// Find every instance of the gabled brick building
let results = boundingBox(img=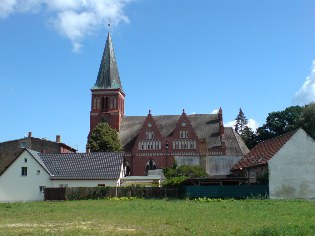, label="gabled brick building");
[0,132,76,174]
[89,32,249,176]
